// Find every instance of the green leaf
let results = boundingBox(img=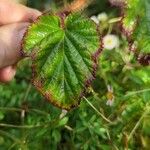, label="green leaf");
[0,111,4,120]
[23,12,101,110]
[56,117,68,127]
[52,130,61,143]
[110,0,150,63]
[0,136,4,145]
